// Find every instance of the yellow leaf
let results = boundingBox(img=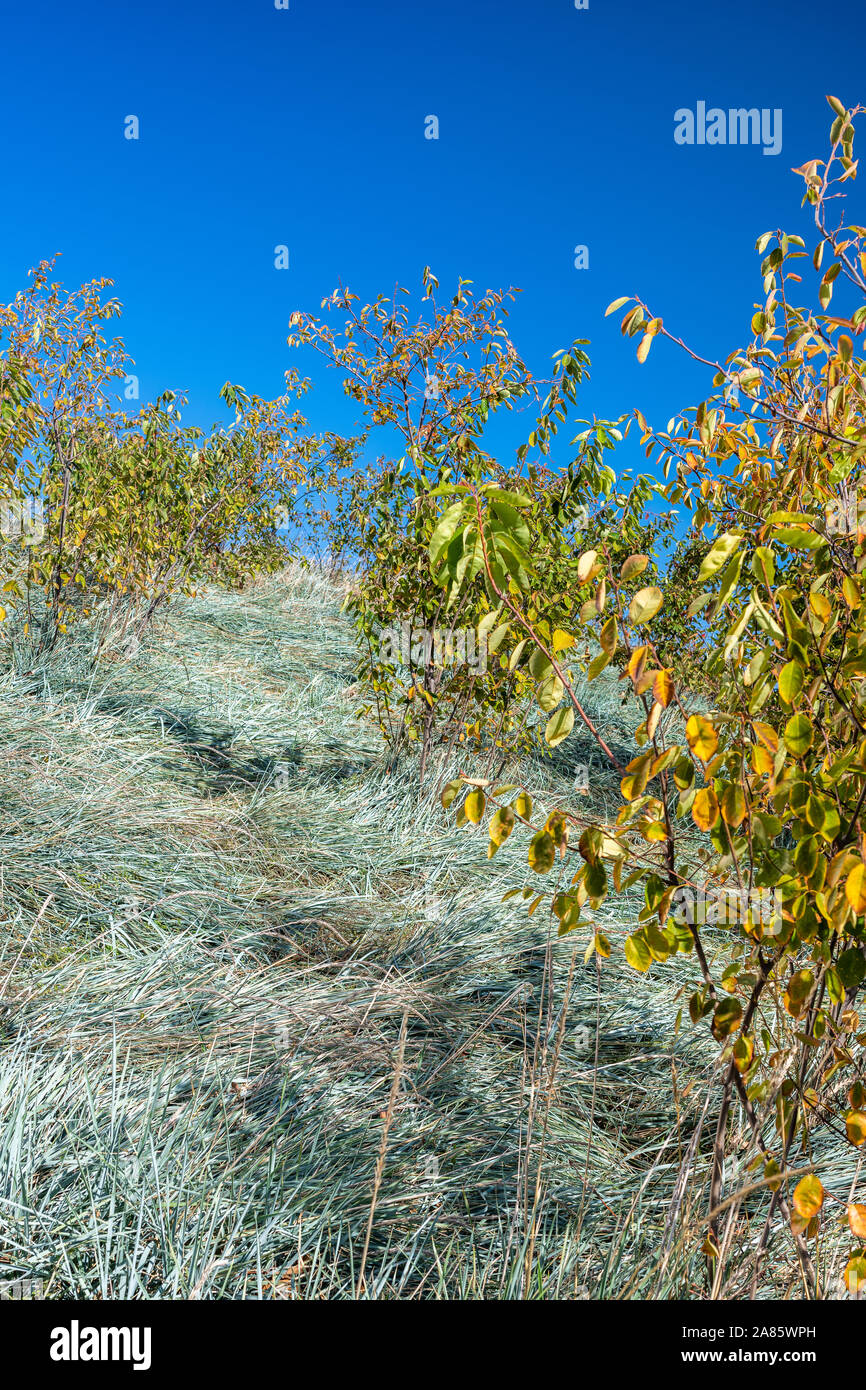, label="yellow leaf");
[646,703,662,740]
[752,745,775,776]
[844,1256,866,1294]
[733,1034,754,1073]
[577,550,597,583]
[464,789,486,824]
[629,586,663,625]
[692,787,719,831]
[847,1111,866,1146]
[809,592,831,622]
[843,574,861,610]
[545,706,574,747]
[752,721,779,753]
[686,714,718,763]
[620,753,651,802]
[620,774,641,801]
[440,779,461,810]
[620,554,649,581]
[599,616,617,656]
[626,645,648,681]
[721,784,747,828]
[604,296,631,317]
[792,1174,824,1220]
[640,818,667,843]
[845,864,866,915]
